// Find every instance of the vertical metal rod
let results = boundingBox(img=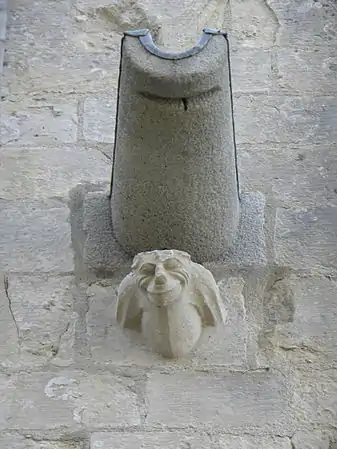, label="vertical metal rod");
[109,35,125,199]
[223,33,240,201]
